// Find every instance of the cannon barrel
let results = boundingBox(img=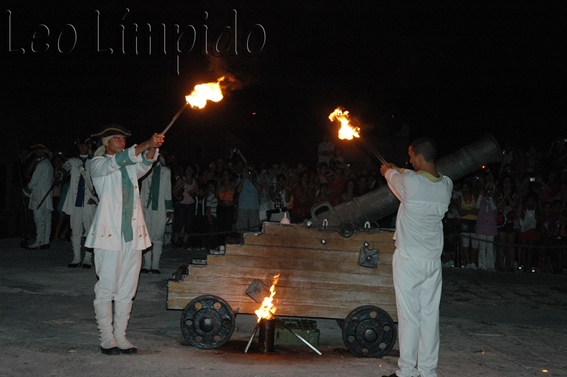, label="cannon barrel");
[310,134,502,228]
